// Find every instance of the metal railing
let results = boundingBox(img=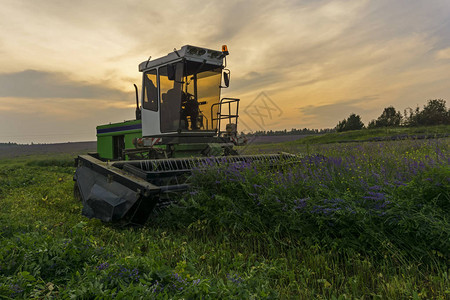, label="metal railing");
[211,98,240,136]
